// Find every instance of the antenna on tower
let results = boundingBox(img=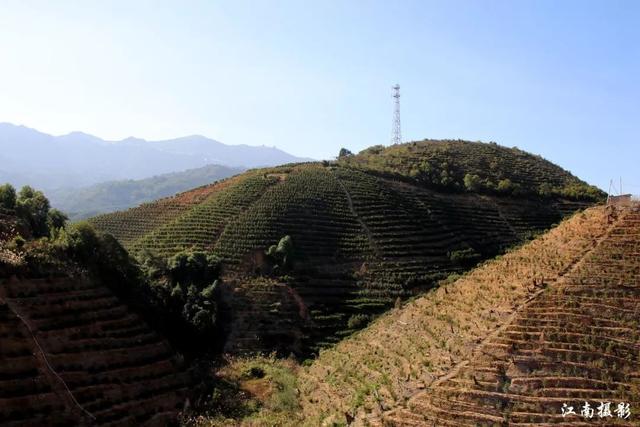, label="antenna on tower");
[391,84,401,145]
